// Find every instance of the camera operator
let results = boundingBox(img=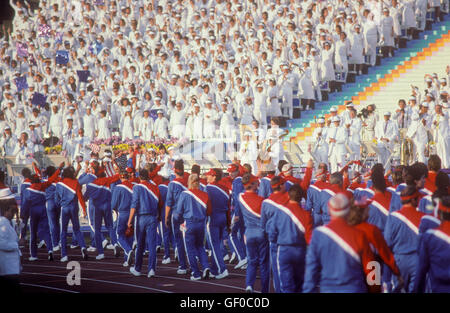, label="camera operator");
[360,104,378,141]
